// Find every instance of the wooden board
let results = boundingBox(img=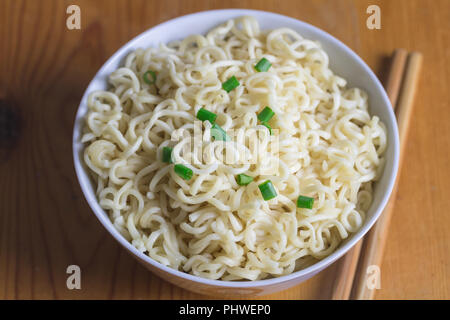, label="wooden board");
[0,0,449,299]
